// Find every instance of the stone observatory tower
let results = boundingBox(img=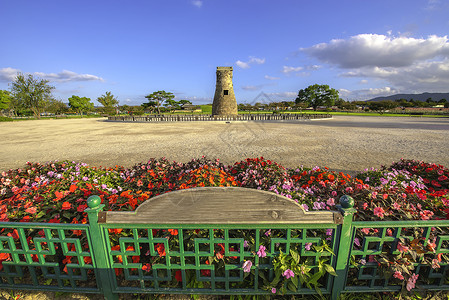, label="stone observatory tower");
[212,67,238,116]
